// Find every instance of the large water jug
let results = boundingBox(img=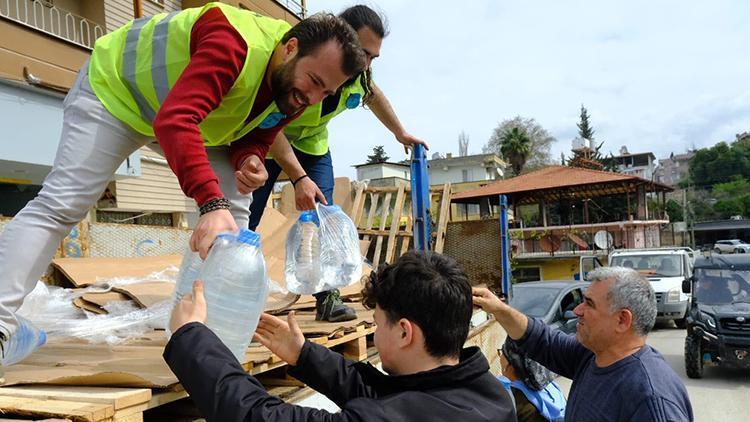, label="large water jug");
[288,211,322,294]
[199,229,269,362]
[166,239,229,337]
[319,205,362,289]
[1,315,46,365]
